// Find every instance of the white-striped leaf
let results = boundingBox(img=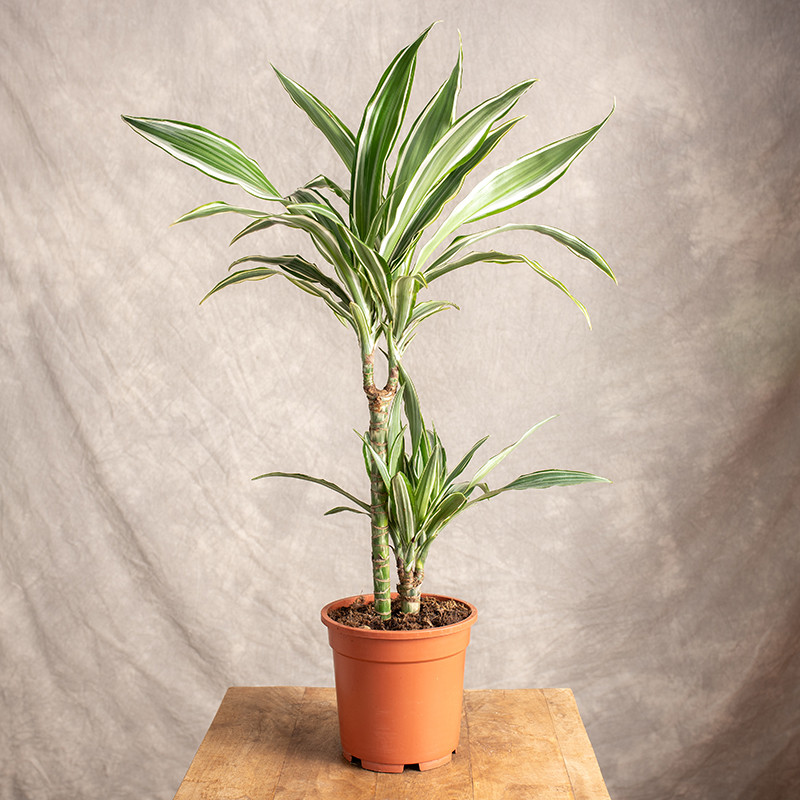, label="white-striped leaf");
[391,275,418,338]
[391,472,416,546]
[379,80,535,260]
[466,416,556,491]
[502,469,611,490]
[303,174,351,204]
[444,435,490,487]
[350,302,376,357]
[252,471,370,512]
[388,116,522,265]
[414,444,442,519]
[398,364,424,454]
[351,24,434,237]
[272,67,356,169]
[466,469,611,507]
[426,250,593,325]
[415,107,613,269]
[429,222,615,283]
[121,116,282,201]
[424,491,467,534]
[228,254,351,305]
[173,201,271,225]
[388,42,462,219]
[201,267,277,303]
[396,300,459,350]
[202,264,354,329]
[231,212,369,314]
[324,505,370,517]
[359,434,393,491]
